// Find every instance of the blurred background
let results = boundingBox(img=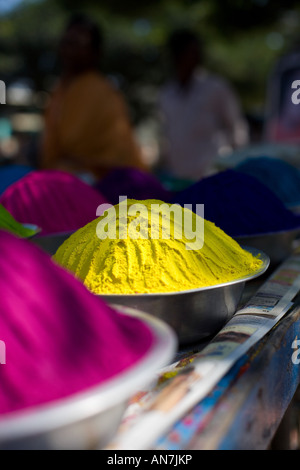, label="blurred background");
[1,0,300,169]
